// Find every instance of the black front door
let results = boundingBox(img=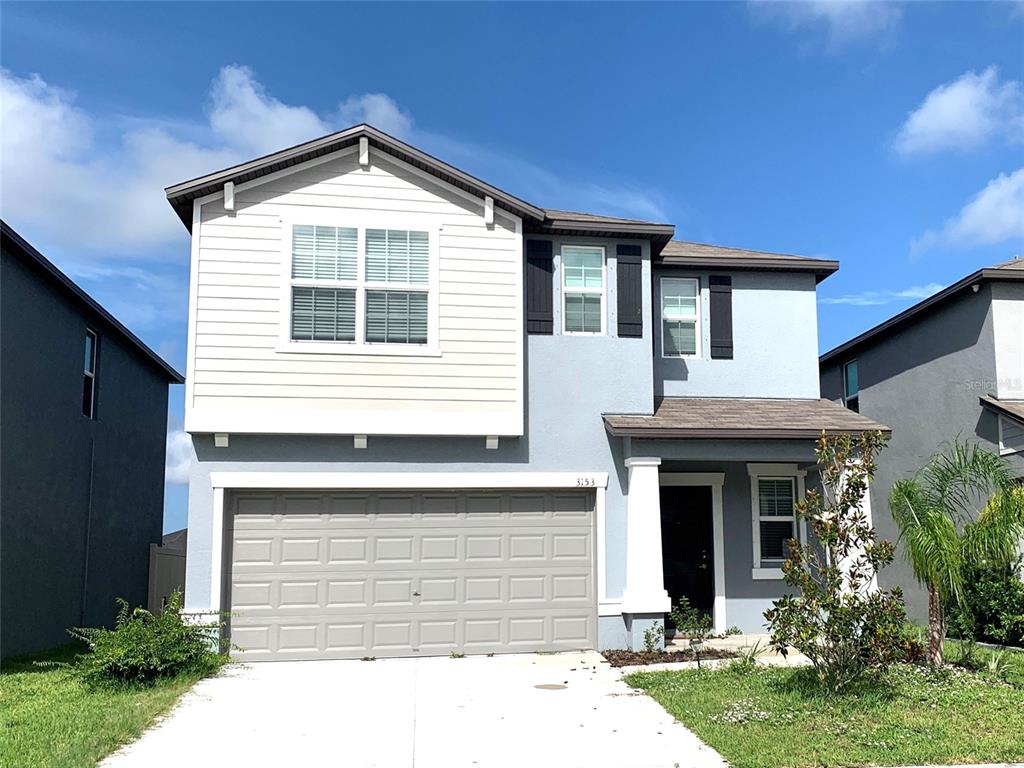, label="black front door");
[660,485,714,631]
